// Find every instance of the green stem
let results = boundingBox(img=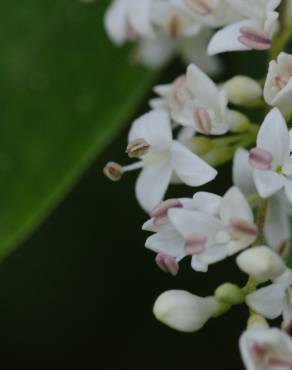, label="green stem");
[270,0,291,58]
